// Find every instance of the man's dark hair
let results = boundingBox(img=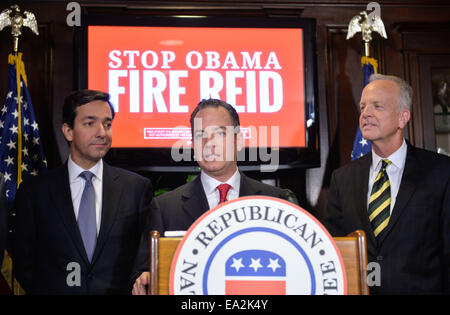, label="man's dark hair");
[62,89,115,128]
[189,98,240,135]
